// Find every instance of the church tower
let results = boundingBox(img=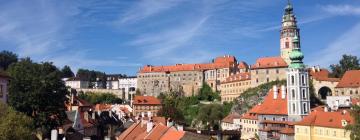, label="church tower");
[287,35,310,122]
[280,0,300,64]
